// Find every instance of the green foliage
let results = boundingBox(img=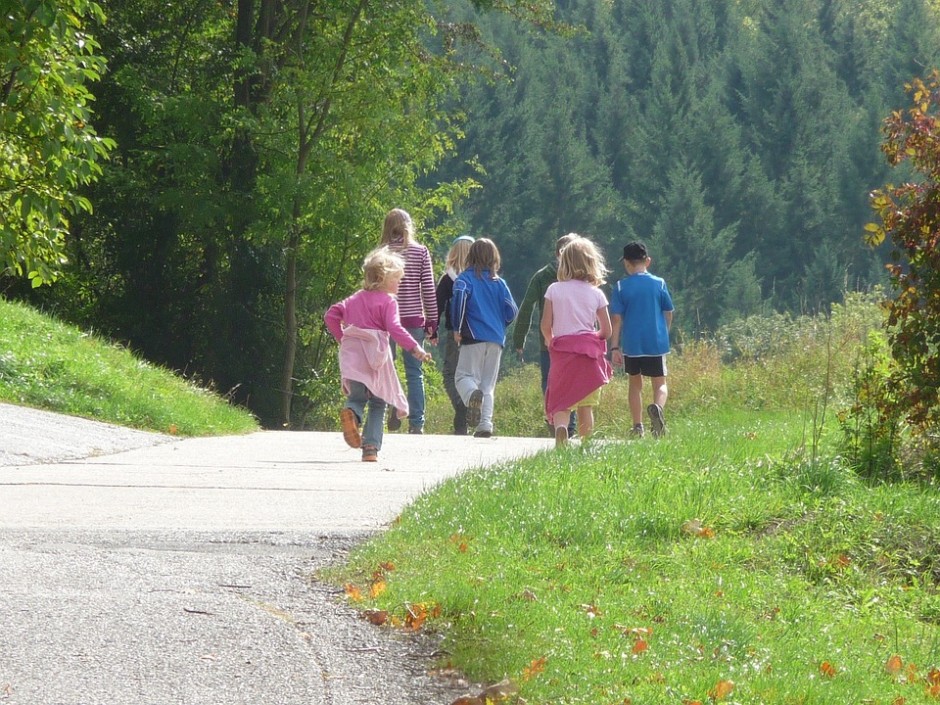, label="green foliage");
[836,328,908,482]
[0,0,114,286]
[868,71,940,436]
[0,298,258,435]
[436,0,927,331]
